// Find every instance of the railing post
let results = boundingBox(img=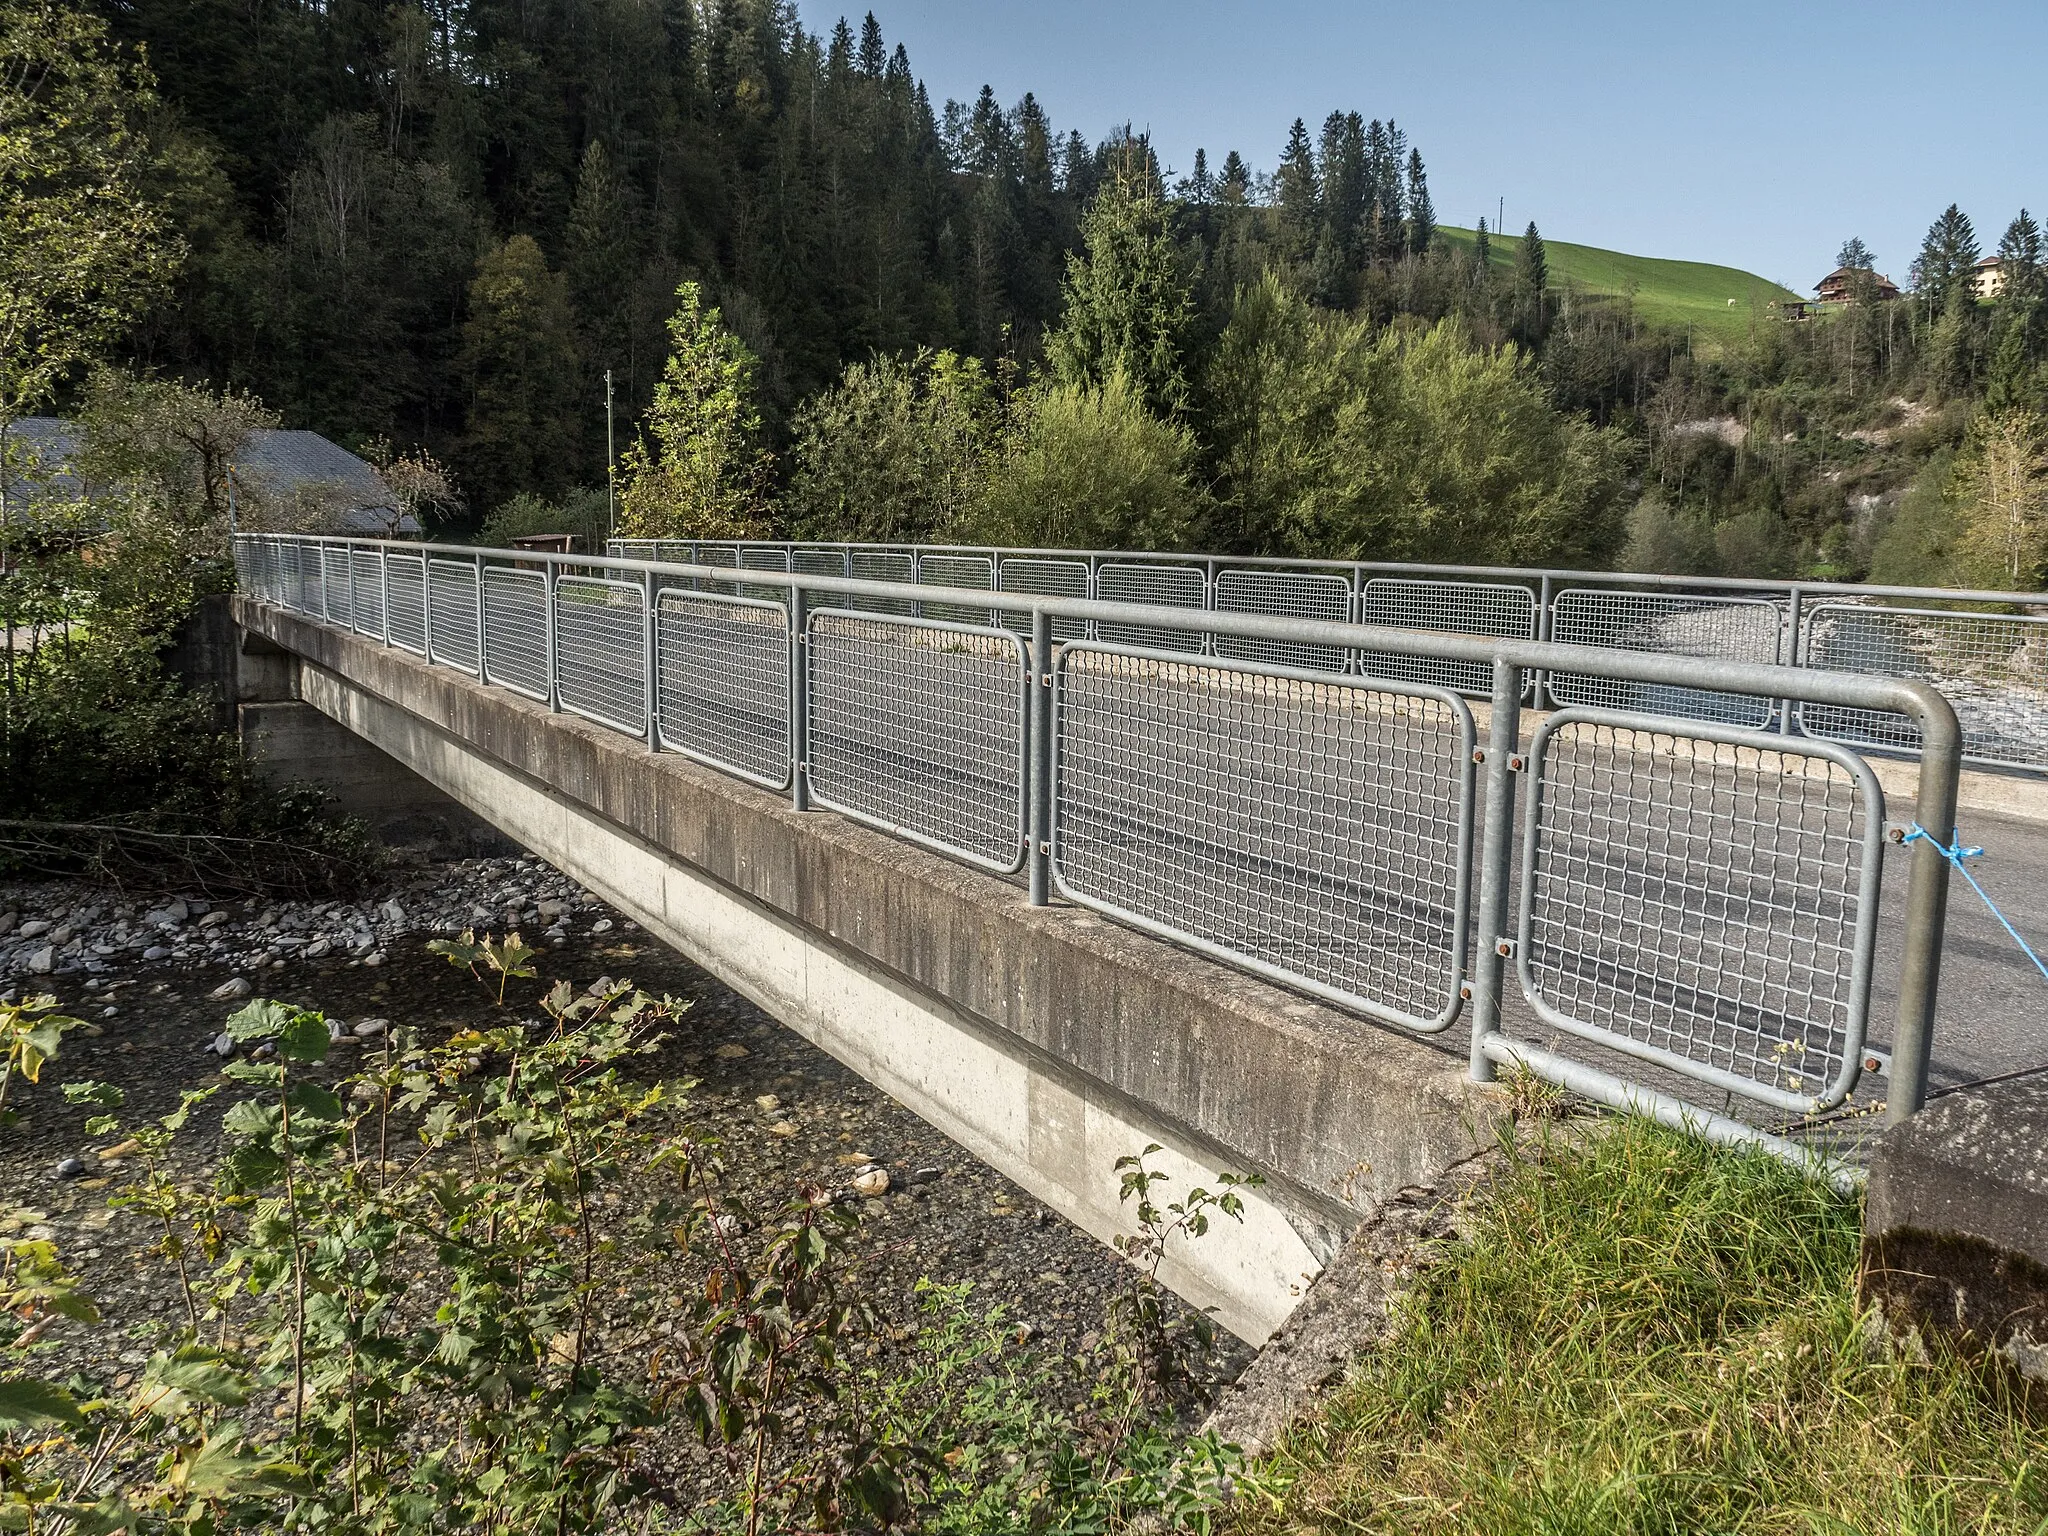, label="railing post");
[423,546,435,666]
[347,539,357,629]
[379,546,391,645]
[789,585,810,811]
[1028,606,1055,906]
[1889,712,1961,1125]
[644,568,659,751]
[544,562,561,712]
[1202,556,1218,655]
[1468,655,1525,1084]
[472,552,485,678]
[1532,574,1554,710]
[1778,584,1804,736]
